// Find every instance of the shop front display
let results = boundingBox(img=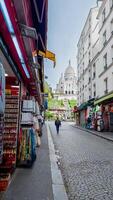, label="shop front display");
[1,93,19,172]
[0,114,4,165]
[0,49,20,191]
[17,98,39,167]
[0,40,42,191]
[0,0,48,192]
[96,111,104,132]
